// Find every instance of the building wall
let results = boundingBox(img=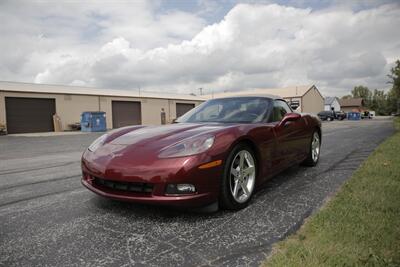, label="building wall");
[341,106,362,113]
[301,87,324,114]
[332,99,341,111]
[324,99,341,111]
[0,92,4,126]
[100,97,200,127]
[99,96,167,127]
[0,91,202,132]
[0,91,99,130]
[59,94,99,128]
